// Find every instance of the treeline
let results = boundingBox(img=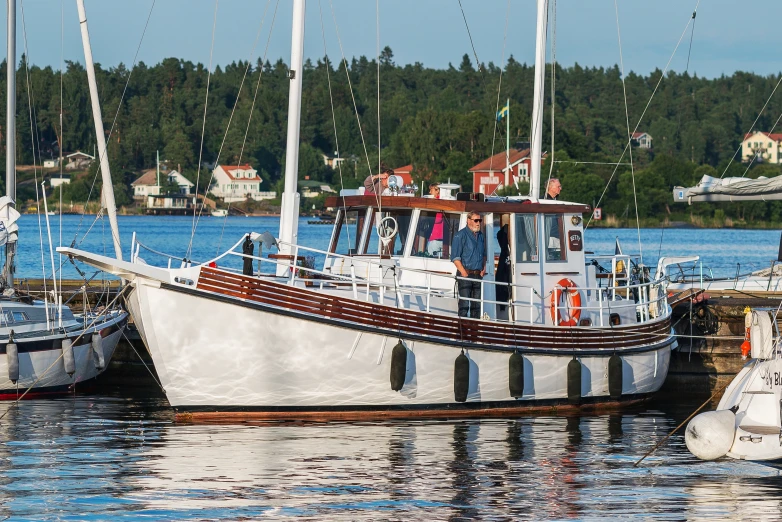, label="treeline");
[3,50,782,223]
